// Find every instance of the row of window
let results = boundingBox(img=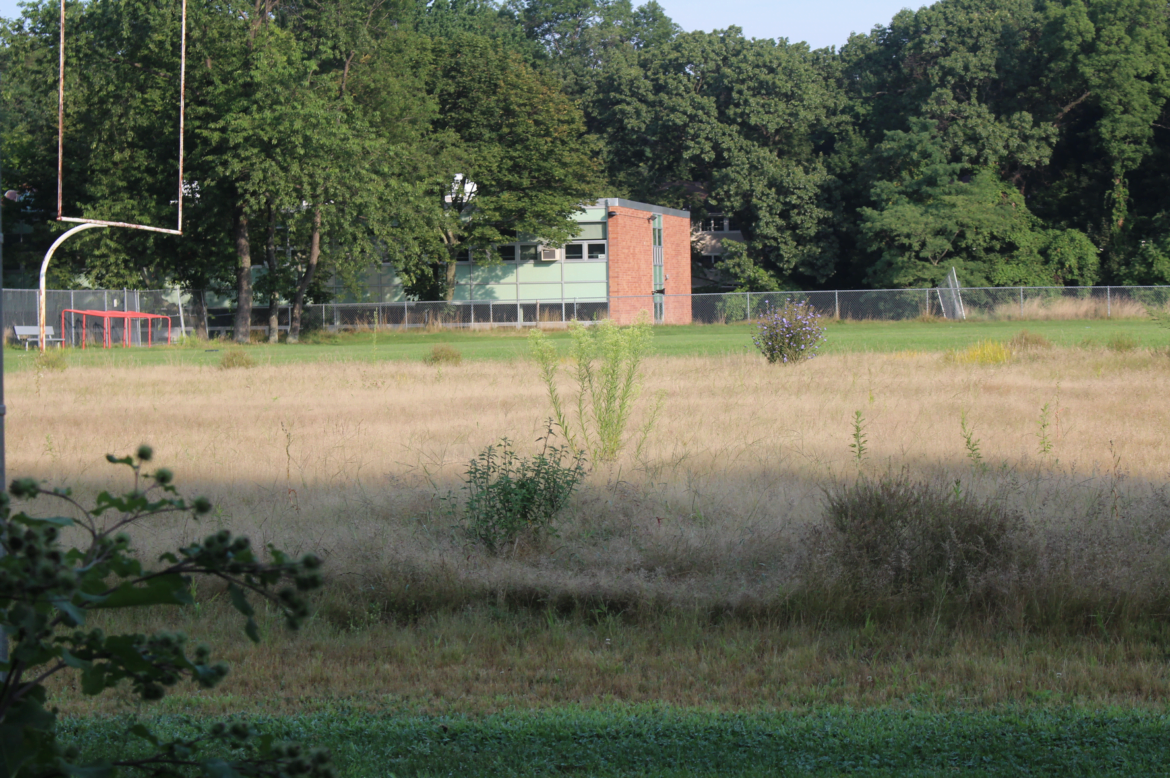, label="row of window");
[456,243,608,262]
[696,215,739,232]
